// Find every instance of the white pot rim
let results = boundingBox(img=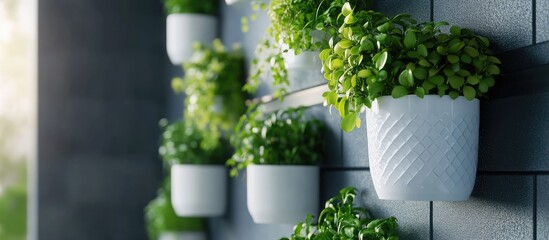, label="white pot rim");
[167,13,216,18]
